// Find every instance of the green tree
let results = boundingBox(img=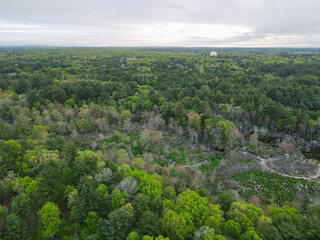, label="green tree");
[139,175,163,200]
[125,169,147,184]
[81,211,99,238]
[218,191,235,212]
[176,190,224,230]
[162,210,195,240]
[193,226,215,240]
[260,226,283,240]
[303,205,320,239]
[36,151,67,202]
[10,193,32,218]
[0,140,22,177]
[137,210,161,237]
[163,186,176,200]
[239,227,262,240]
[74,150,101,177]
[246,204,263,224]
[204,233,226,240]
[234,213,254,234]
[38,202,61,239]
[127,231,141,240]
[64,98,76,108]
[77,176,102,218]
[142,236,154,240]
[0,205,8,240]
[268,205,300,224]
[110,189,127,210]
[67,189,80,220]
[222,220,241,238]
[155,236,169,240]
[133,193,151,218]
[97,184,109,197]
[4,214,23,240]
[272,214,301,240]
[98,208,132,240]
[256,215,272,232]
